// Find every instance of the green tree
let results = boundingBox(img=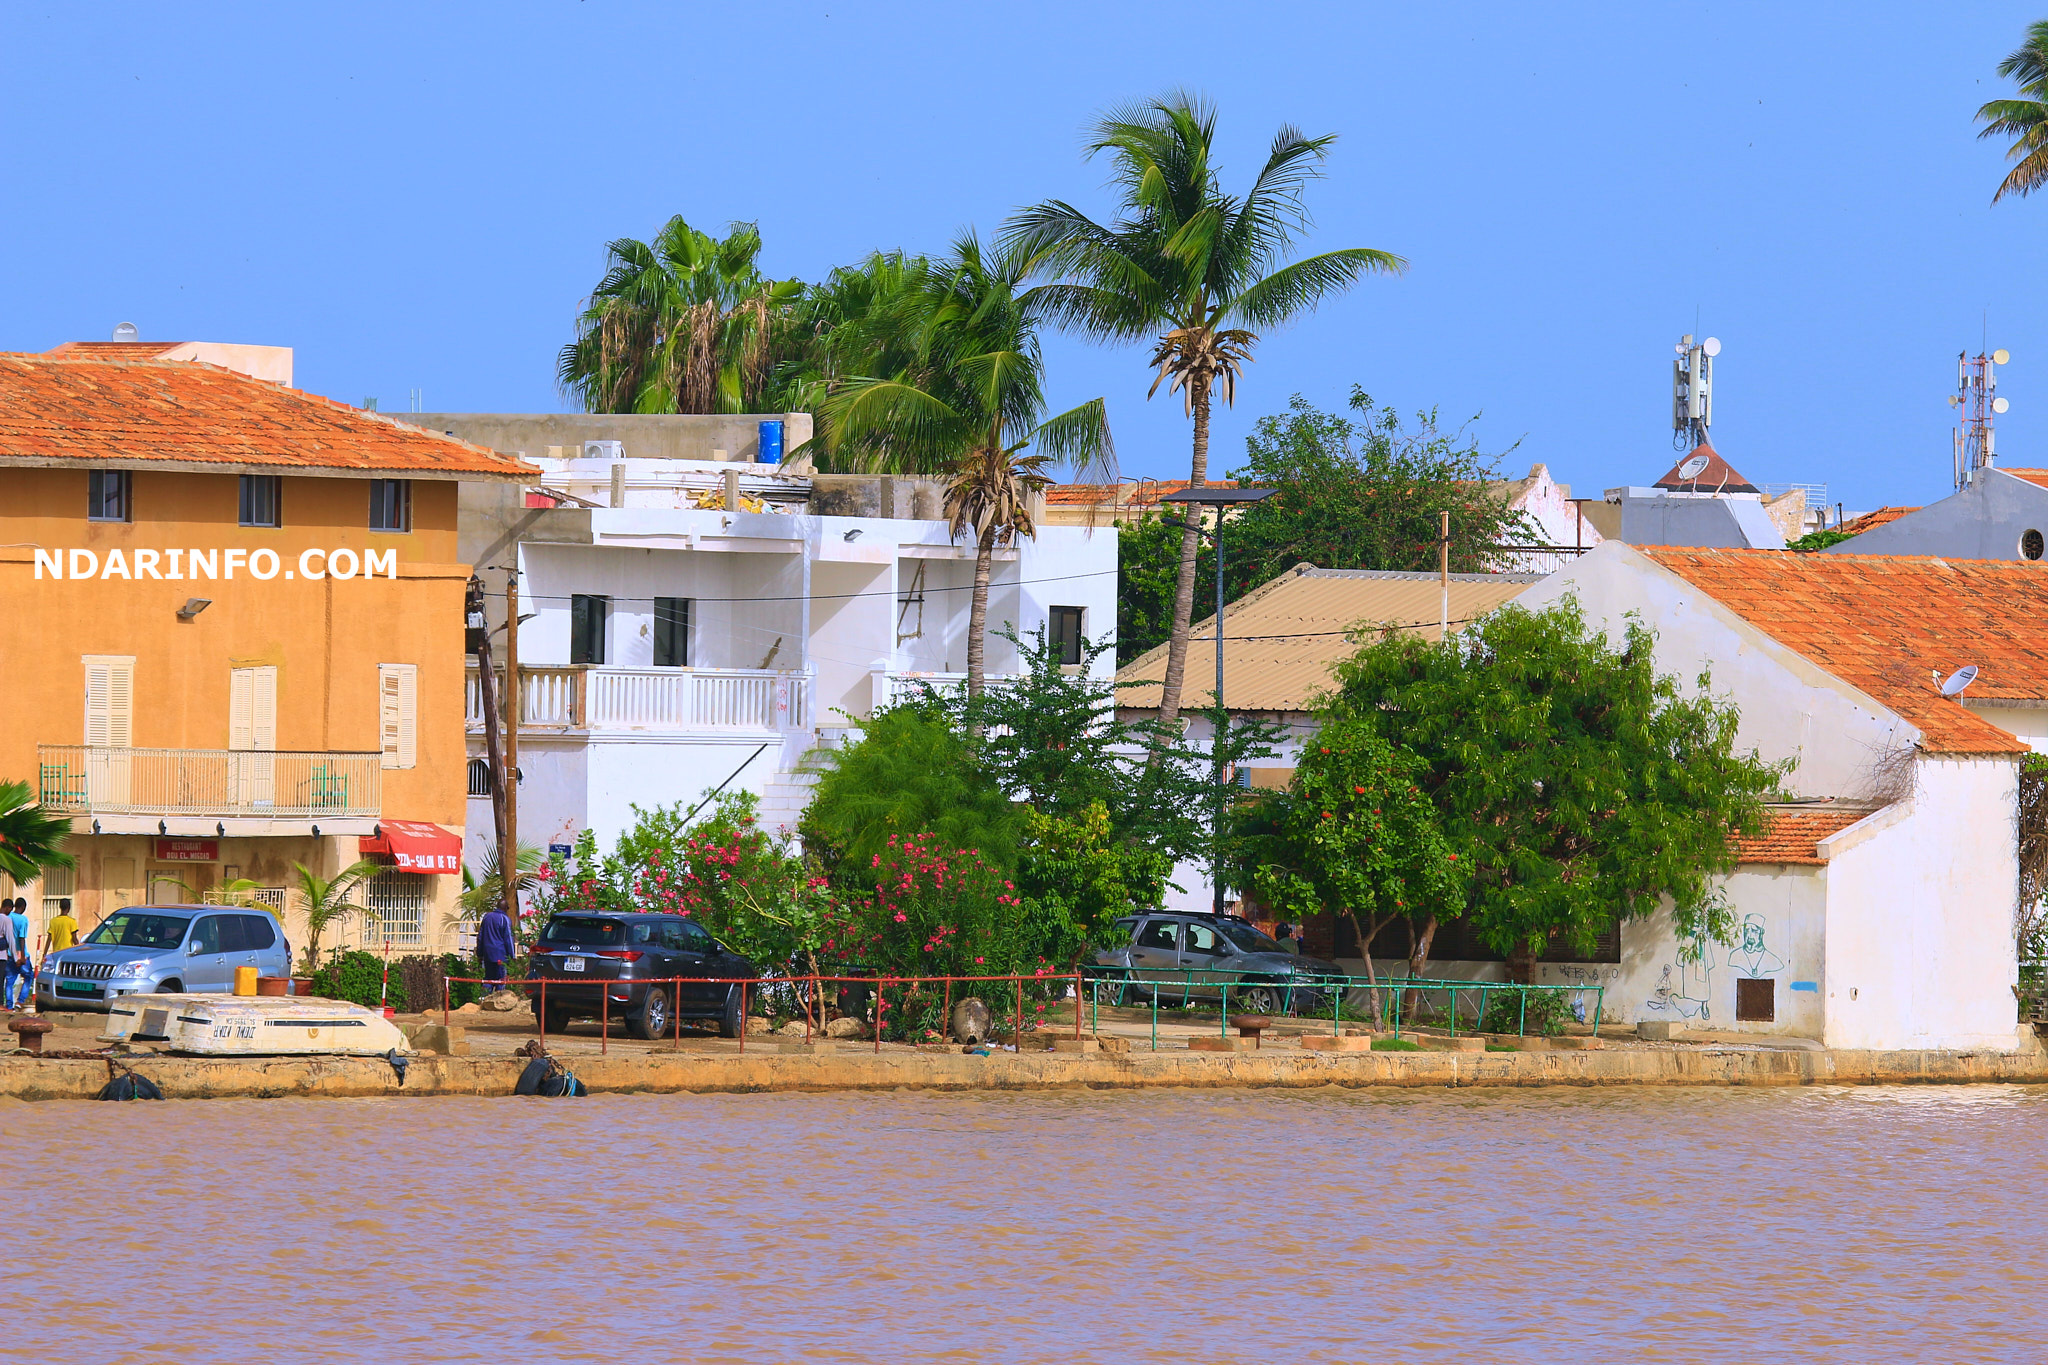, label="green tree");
[1220,388,1533,597]
[0,779,74,885]
[801,705,1025,880]
[1008,91,1404,733]
[558,216,807,414]
[1324,600,1786,977]
[1978,20,2048,203]
[825,234,1114,703]
[1115,512,1214,666]
[1228,716,1461,1009]
[290,858,382,973]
